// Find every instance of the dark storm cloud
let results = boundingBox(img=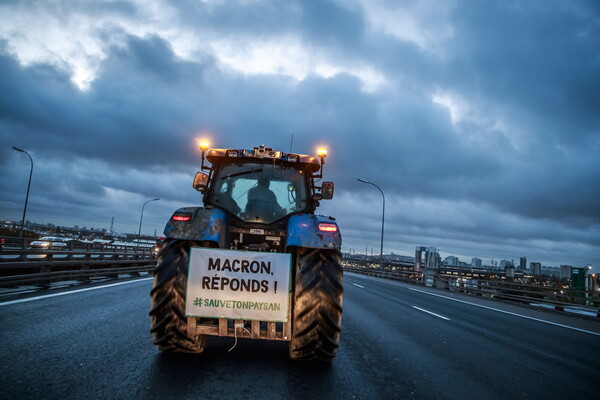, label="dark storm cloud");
[170,0,365,46]
[0,0,598,268]
[446,1,600,135]
[319,0,600,227]
[0,36,210,170]
[437,1,600,224]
